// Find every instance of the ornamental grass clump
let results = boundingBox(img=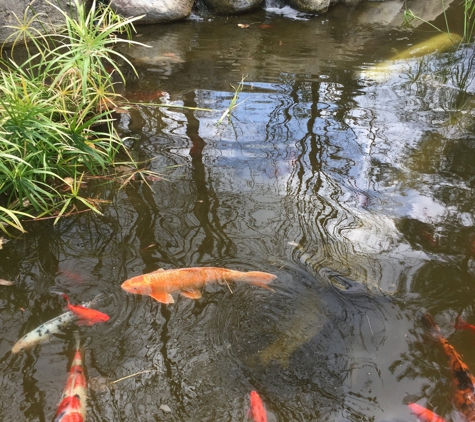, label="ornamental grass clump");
[0,0,147,233]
